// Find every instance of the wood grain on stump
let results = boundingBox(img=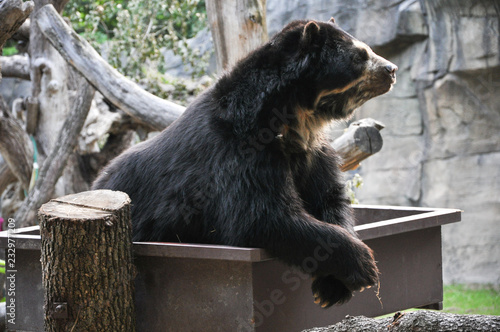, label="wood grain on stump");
[39,190,135,332]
